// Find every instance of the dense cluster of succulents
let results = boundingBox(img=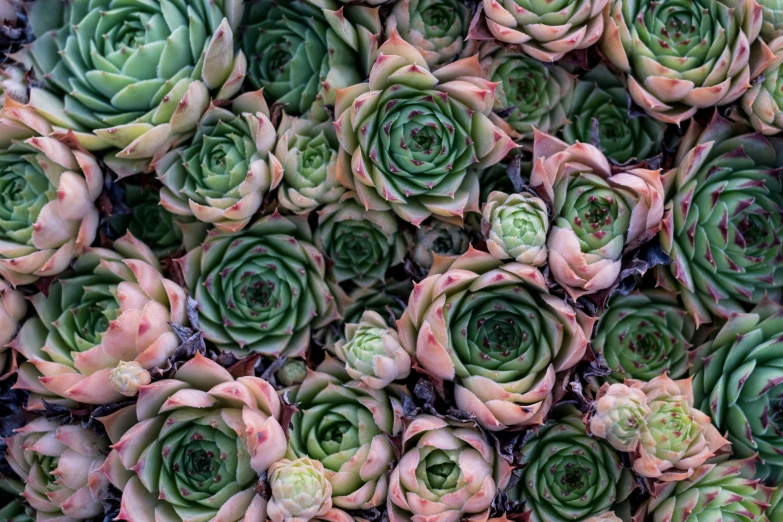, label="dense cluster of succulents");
[2,0,783,521]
